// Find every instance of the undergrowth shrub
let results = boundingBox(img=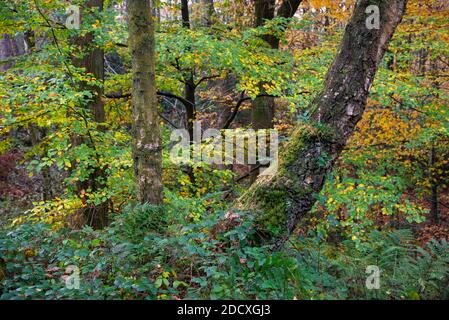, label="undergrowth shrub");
[1,197,448,300]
